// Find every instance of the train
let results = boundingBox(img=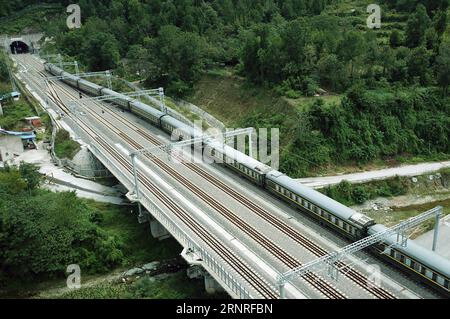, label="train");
[44,62,450,297]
